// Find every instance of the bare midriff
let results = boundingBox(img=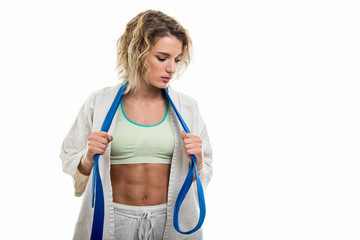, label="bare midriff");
[110,163,171,206]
